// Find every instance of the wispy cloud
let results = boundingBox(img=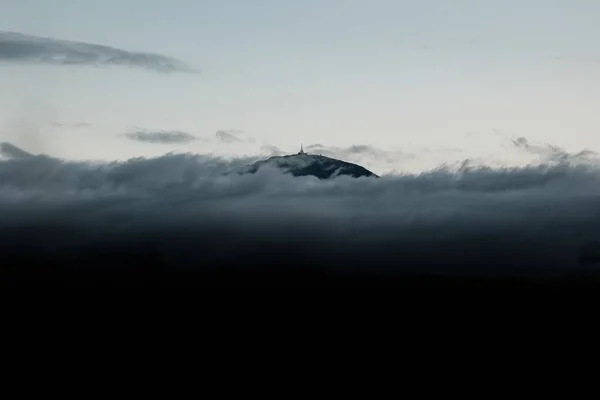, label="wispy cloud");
[260,144,287,156]
[304,143,413,173]
[0,31,197,73]
[124,130,199,144]
[216,129,251,143]
[512,137,598,164]
[306,143,404,158]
